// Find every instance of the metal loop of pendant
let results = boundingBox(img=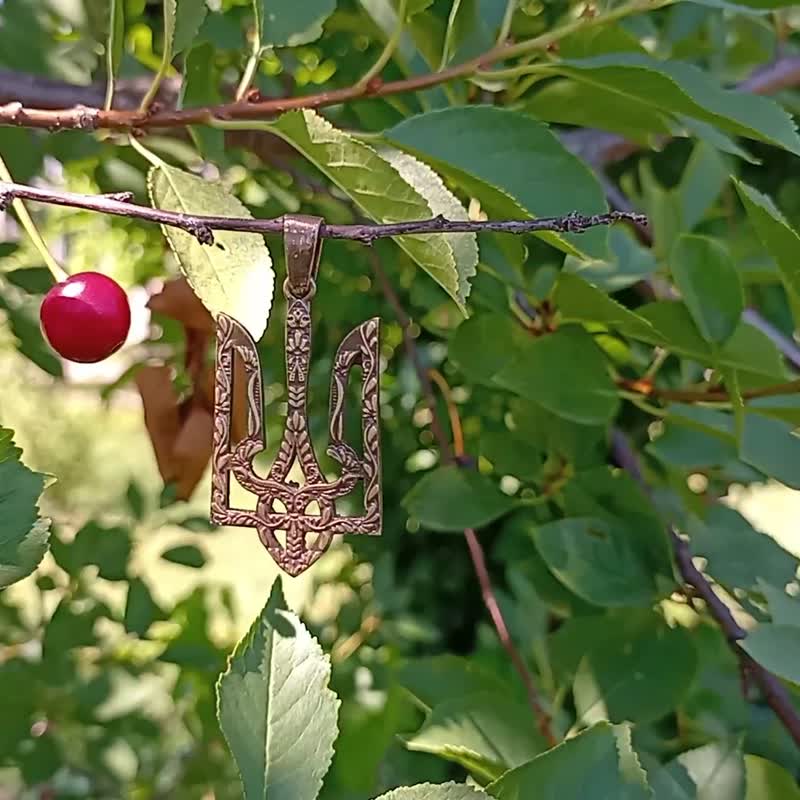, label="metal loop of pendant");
[284,214,324,300]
